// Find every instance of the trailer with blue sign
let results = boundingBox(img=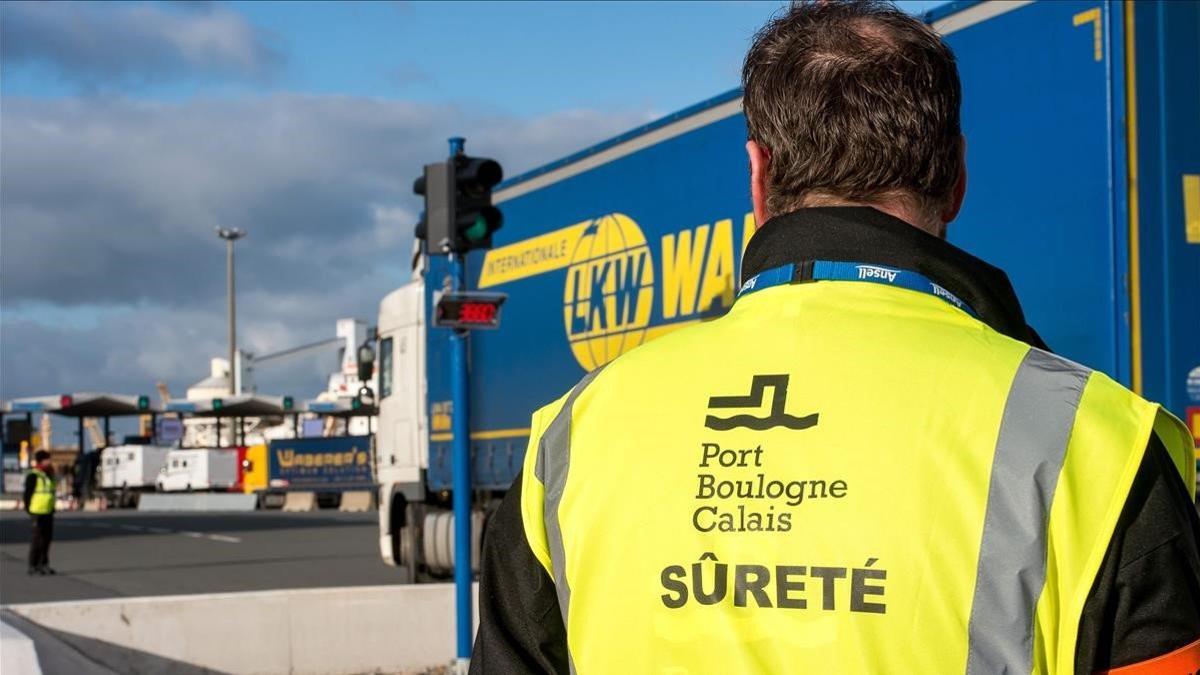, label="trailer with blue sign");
[266,436,374,492]
[373,0,1200,574]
